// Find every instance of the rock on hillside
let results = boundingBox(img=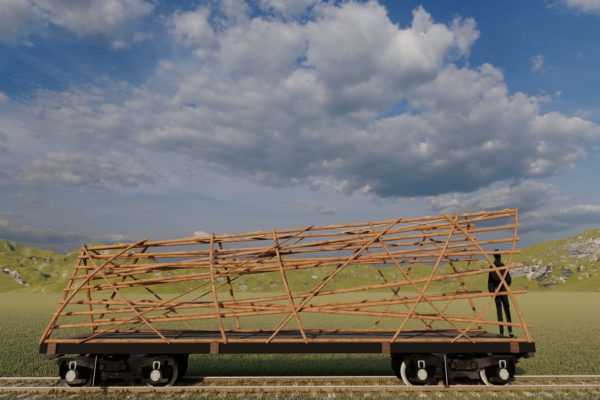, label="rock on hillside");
[564,236,600,261]
[512,229,600,291]
[0,240,78,292]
